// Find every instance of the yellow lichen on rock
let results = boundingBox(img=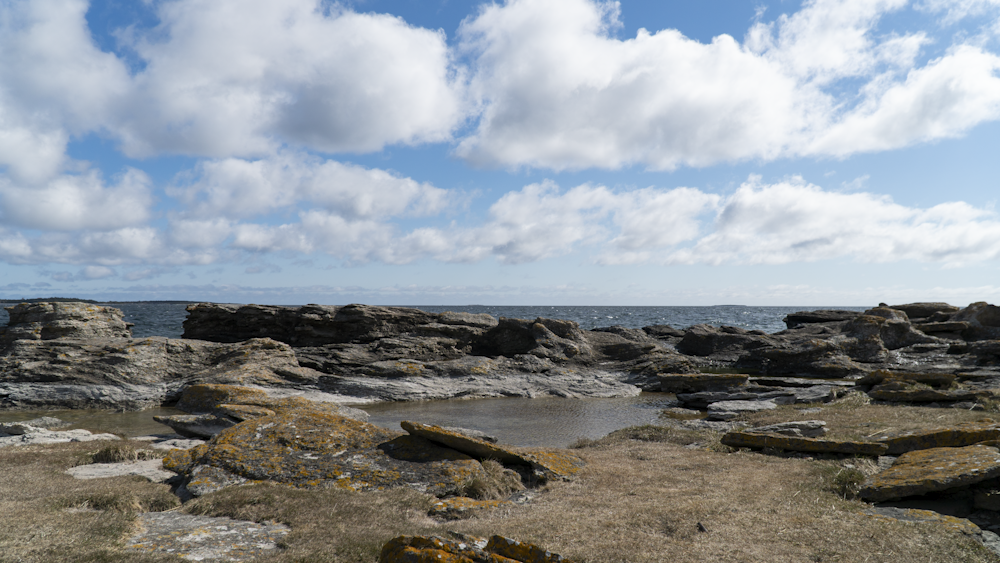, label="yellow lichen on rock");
[378,535,572,563]
[875,420,1000,454]
[720,431,888,455]
[860,444,1000,502]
